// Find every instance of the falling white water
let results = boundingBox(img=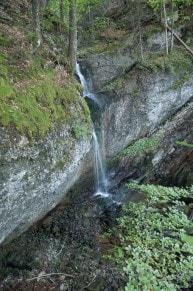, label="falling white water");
[75,63,99,104]
[75,62,109,197]
[92,130,109,197]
